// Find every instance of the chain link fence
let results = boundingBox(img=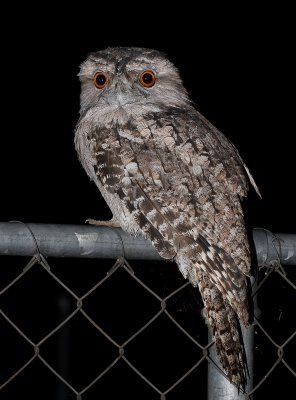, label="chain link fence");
[0,222,295,399]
